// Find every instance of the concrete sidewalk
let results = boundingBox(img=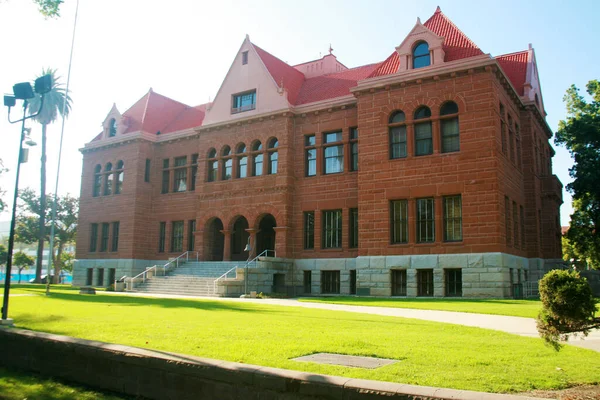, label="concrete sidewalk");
[100,291,600,352]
